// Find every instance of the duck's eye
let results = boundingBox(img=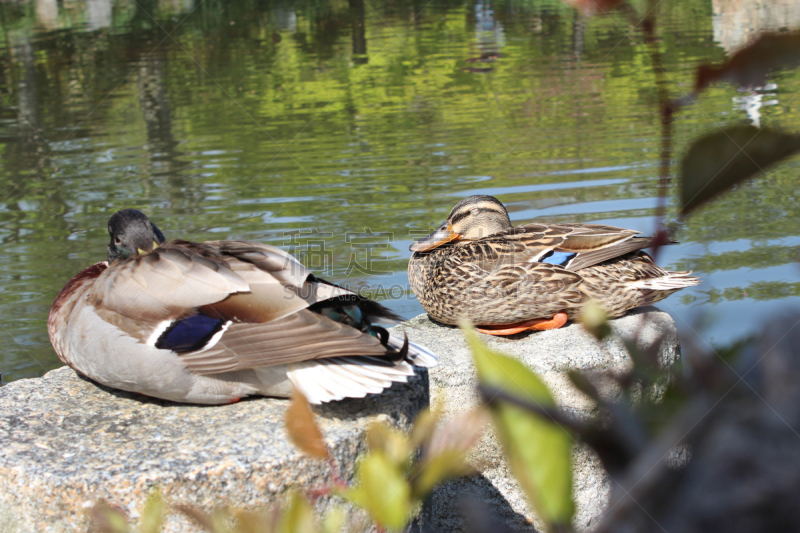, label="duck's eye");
[114,237,122,246]
[471,208,480,216]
